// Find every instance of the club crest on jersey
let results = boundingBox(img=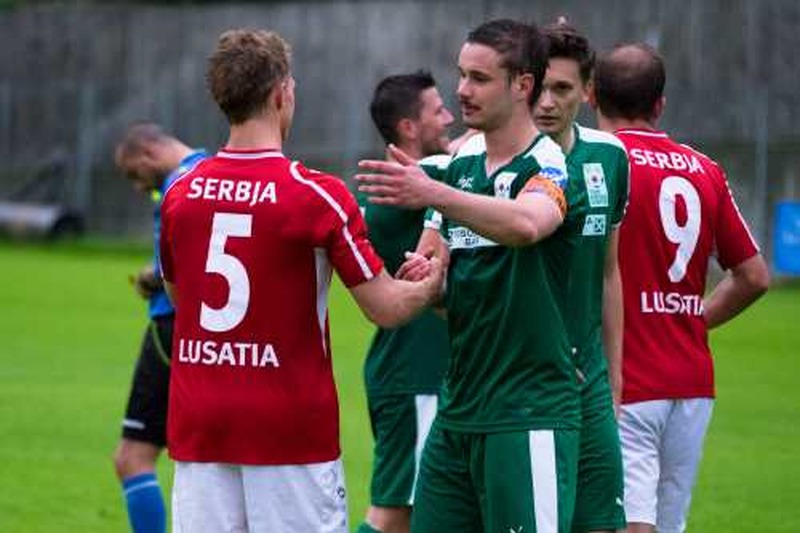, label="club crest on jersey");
[494,172,517,199]
[539,166,567,190]
[582,214,607,236]
[583,163,608,207]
